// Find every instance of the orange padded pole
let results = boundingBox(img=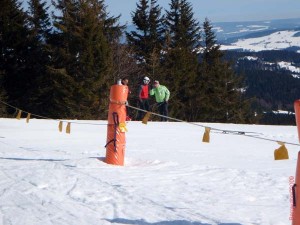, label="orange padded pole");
[293,152,300,225]
[105,84,128,166]
[295,100,300,143]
